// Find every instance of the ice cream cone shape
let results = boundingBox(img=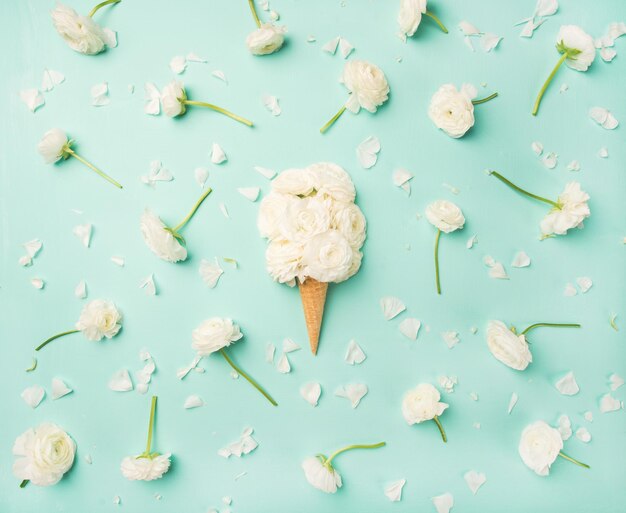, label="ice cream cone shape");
[298,277,328,355]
